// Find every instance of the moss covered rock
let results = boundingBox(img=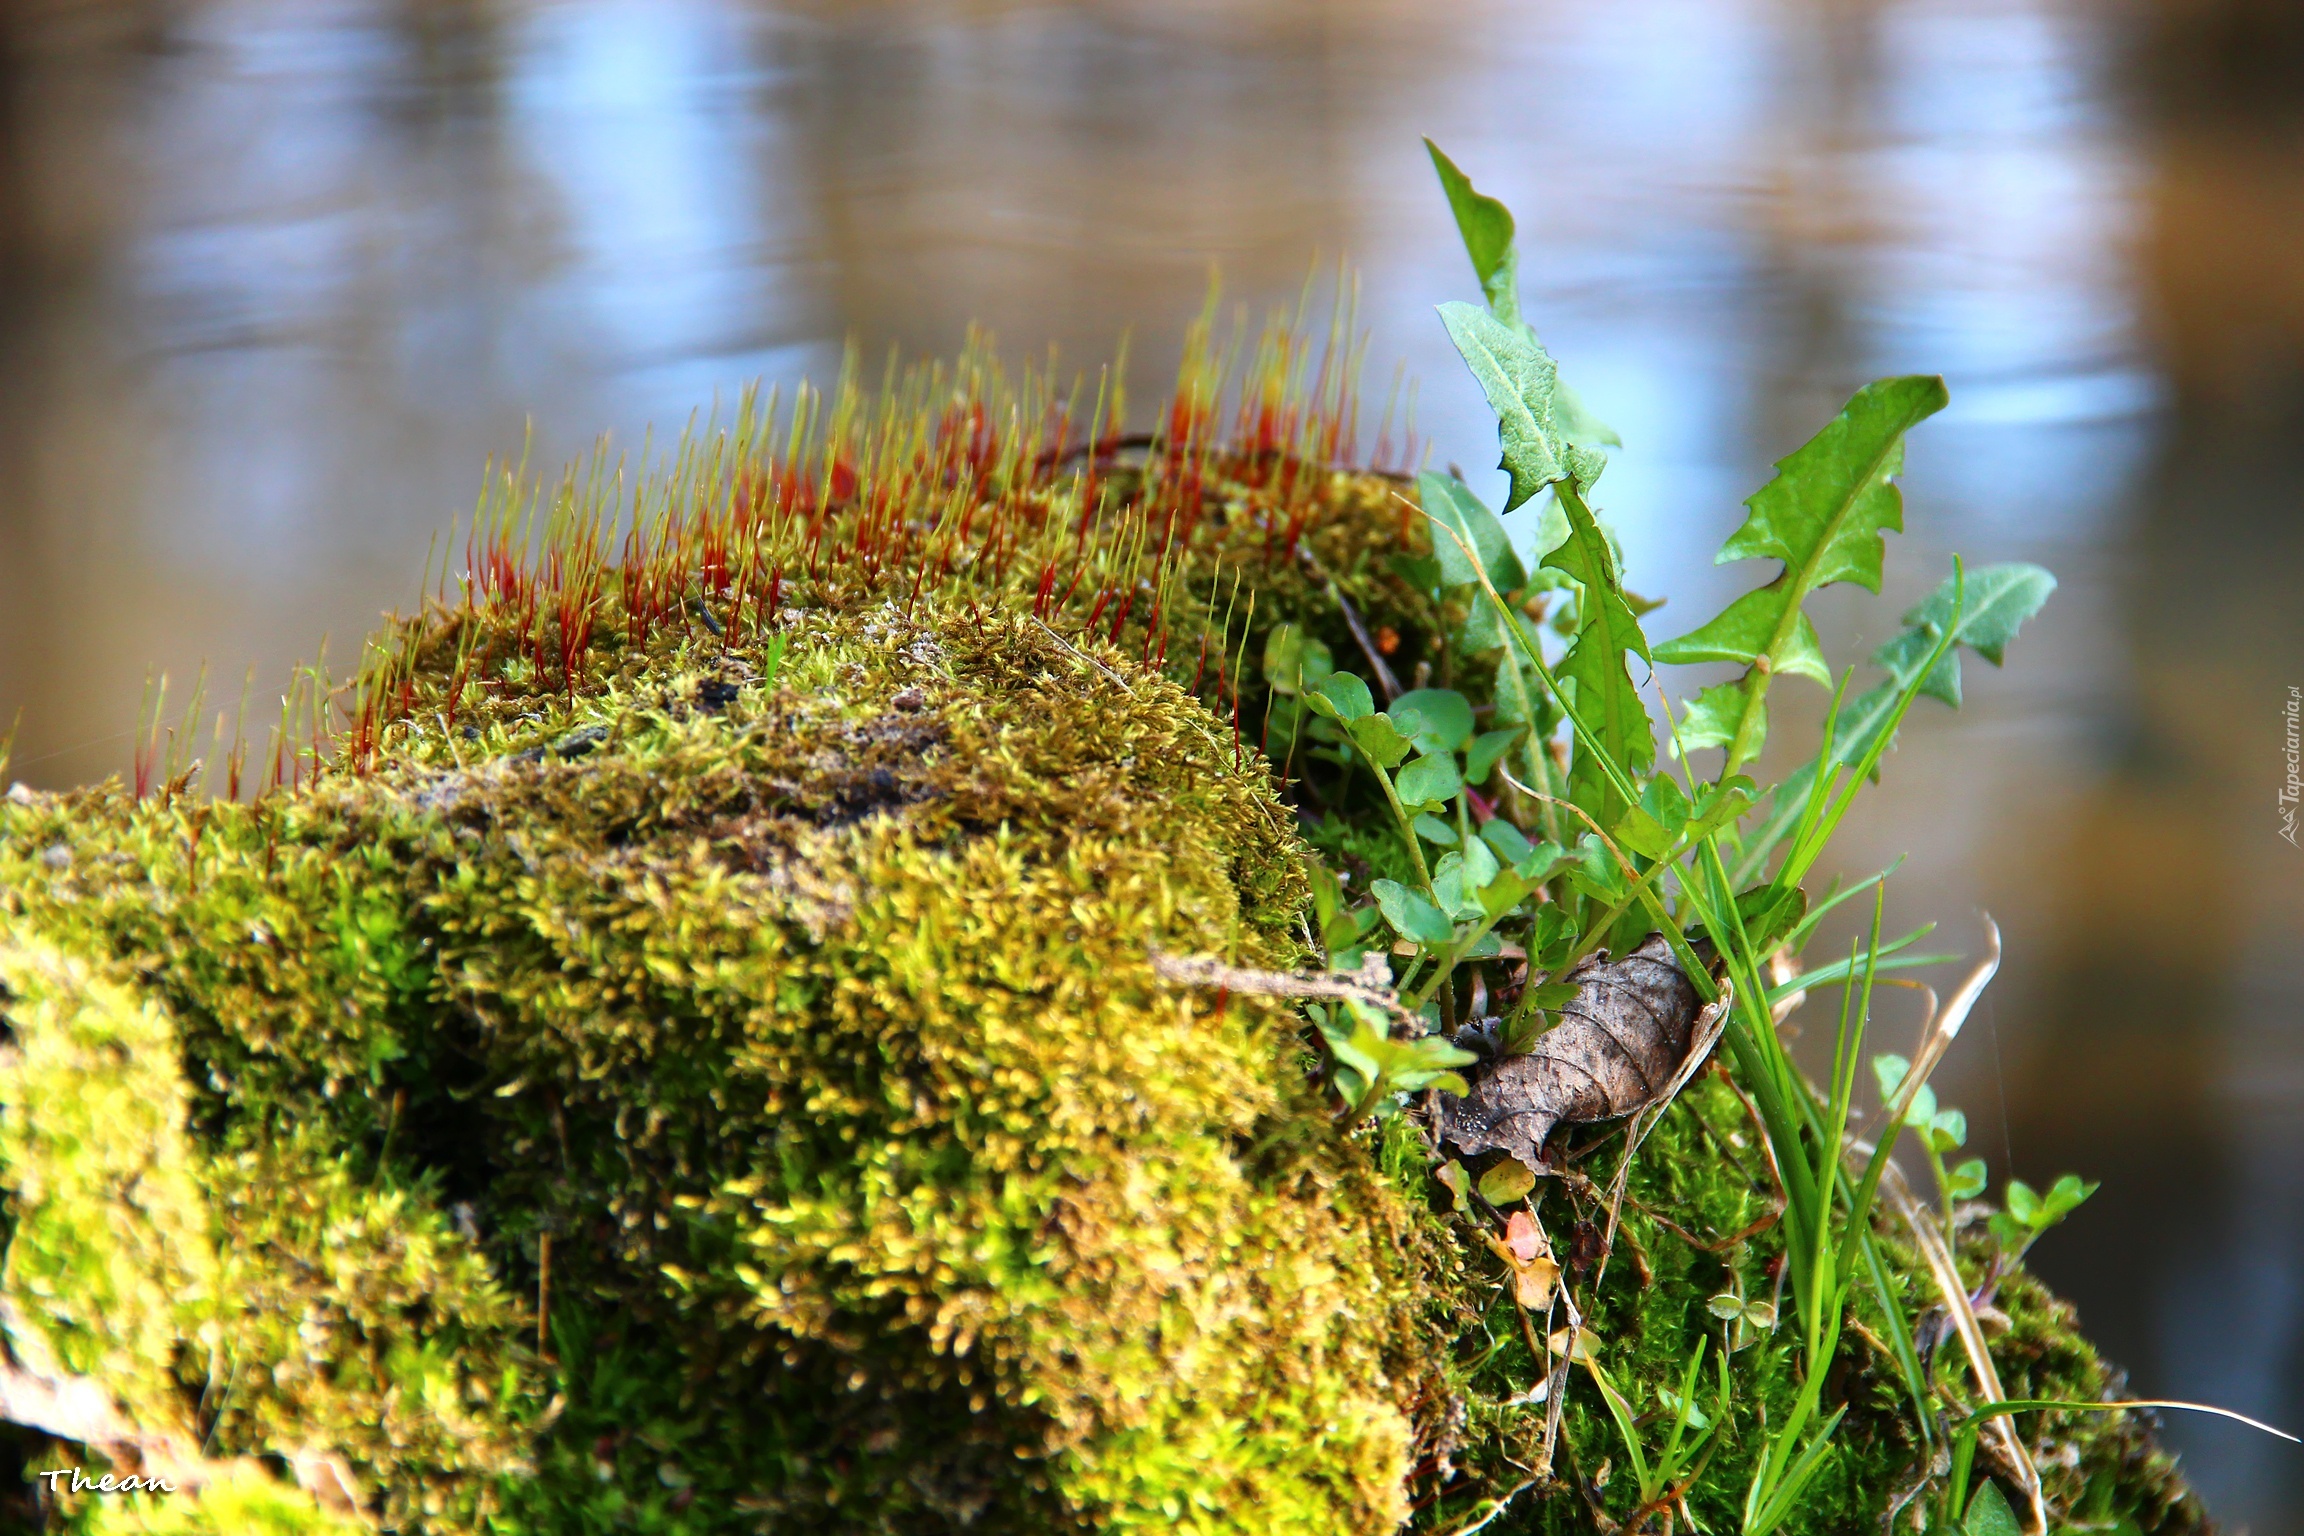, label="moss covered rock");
[0,338,2216,1534]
